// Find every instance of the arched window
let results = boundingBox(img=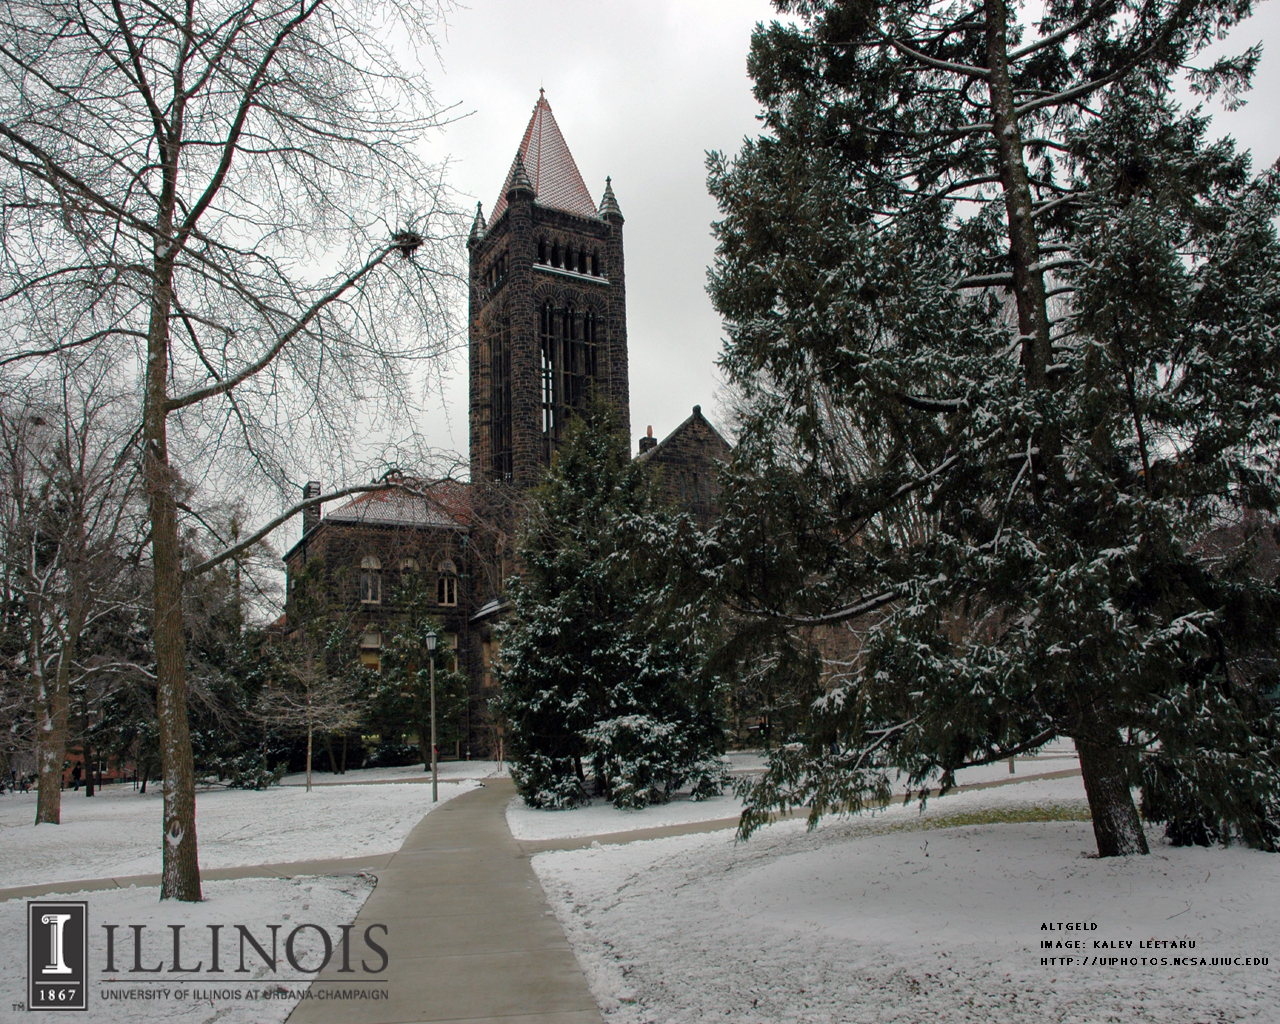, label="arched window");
[578,249,587,274]
[437,559,458,607]
[591,251,601,276]
[360,555,381,604]
[565,246,575,272]
[537,238,547,263]
[551,242,561,268]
